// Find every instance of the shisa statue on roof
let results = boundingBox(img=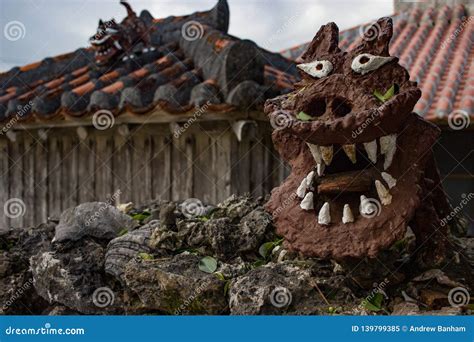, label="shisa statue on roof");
[89,0,151,66]
[265,18,454,269]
